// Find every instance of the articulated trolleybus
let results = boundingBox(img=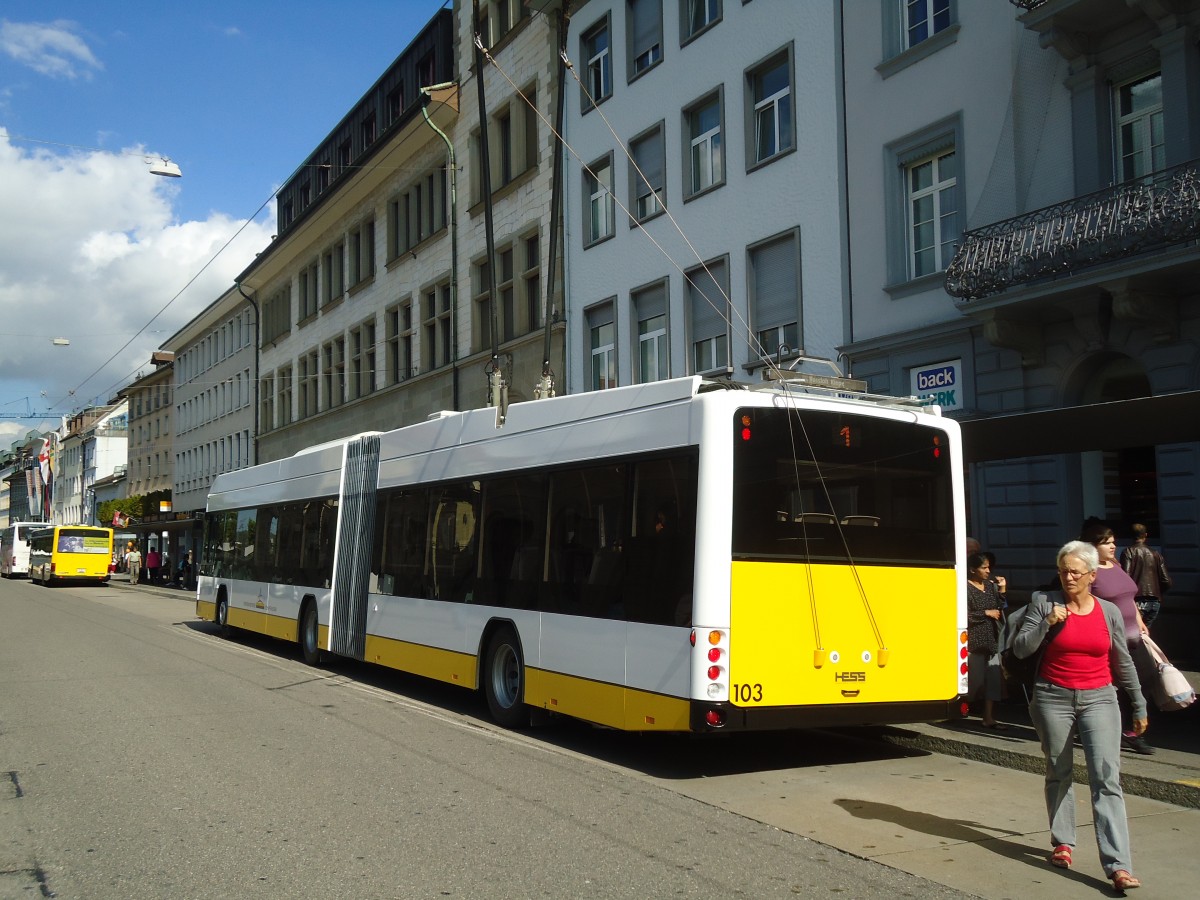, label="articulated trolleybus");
[197,374,966,732]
